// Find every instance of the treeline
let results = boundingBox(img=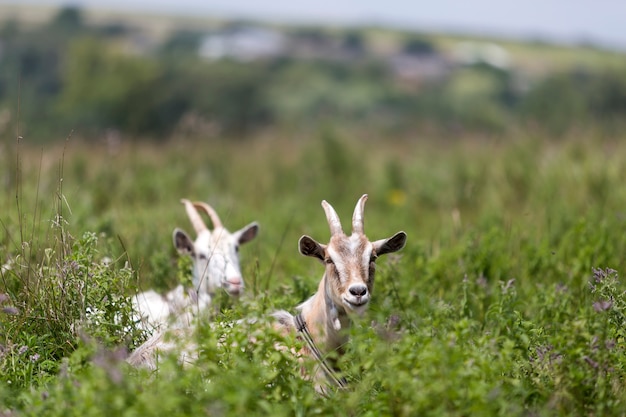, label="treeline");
[1,6,626,142]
